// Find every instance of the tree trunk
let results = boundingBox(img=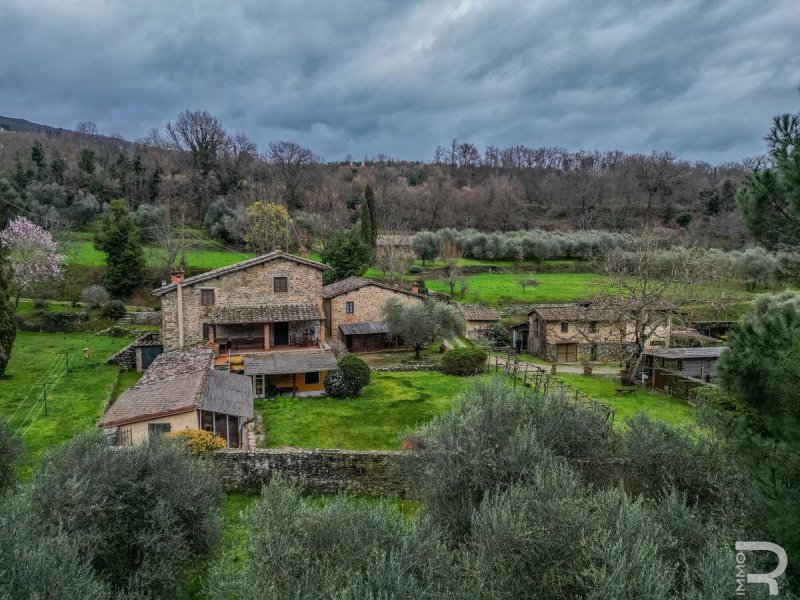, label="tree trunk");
[414,344,421,360]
